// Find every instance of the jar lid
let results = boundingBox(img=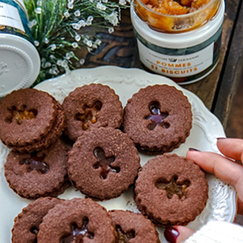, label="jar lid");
[0,34,40,98]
